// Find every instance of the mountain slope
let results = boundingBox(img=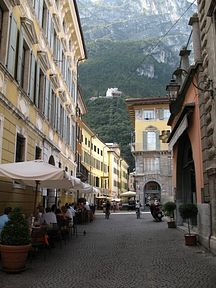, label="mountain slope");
[76,0,197,170]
